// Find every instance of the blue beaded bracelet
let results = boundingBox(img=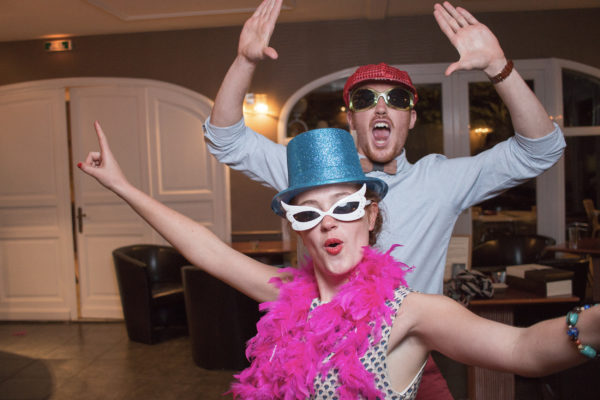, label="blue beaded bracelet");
[566,304,599,359]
